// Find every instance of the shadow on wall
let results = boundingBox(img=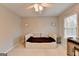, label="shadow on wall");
[19,35,25,47]
[13,35,25,47]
